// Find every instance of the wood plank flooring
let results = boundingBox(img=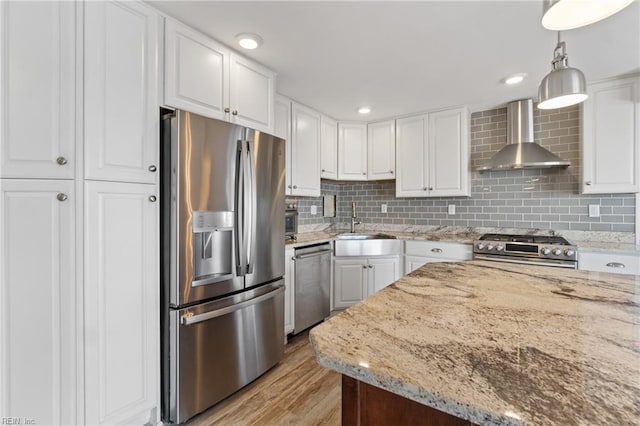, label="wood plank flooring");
[186,331,341,425]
